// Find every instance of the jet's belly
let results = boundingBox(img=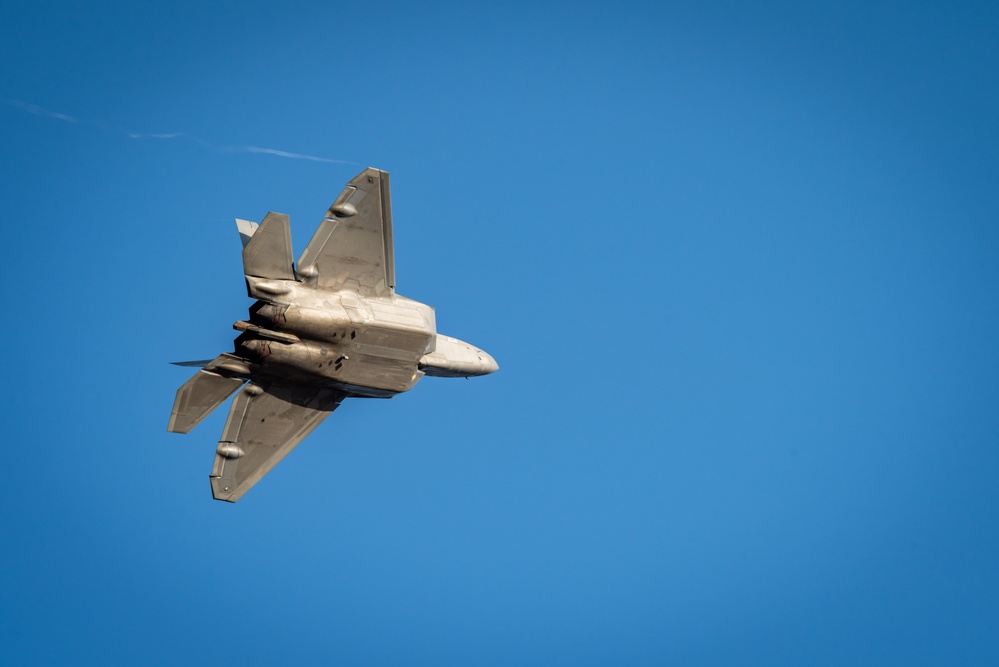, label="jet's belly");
[240,286,436,396]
